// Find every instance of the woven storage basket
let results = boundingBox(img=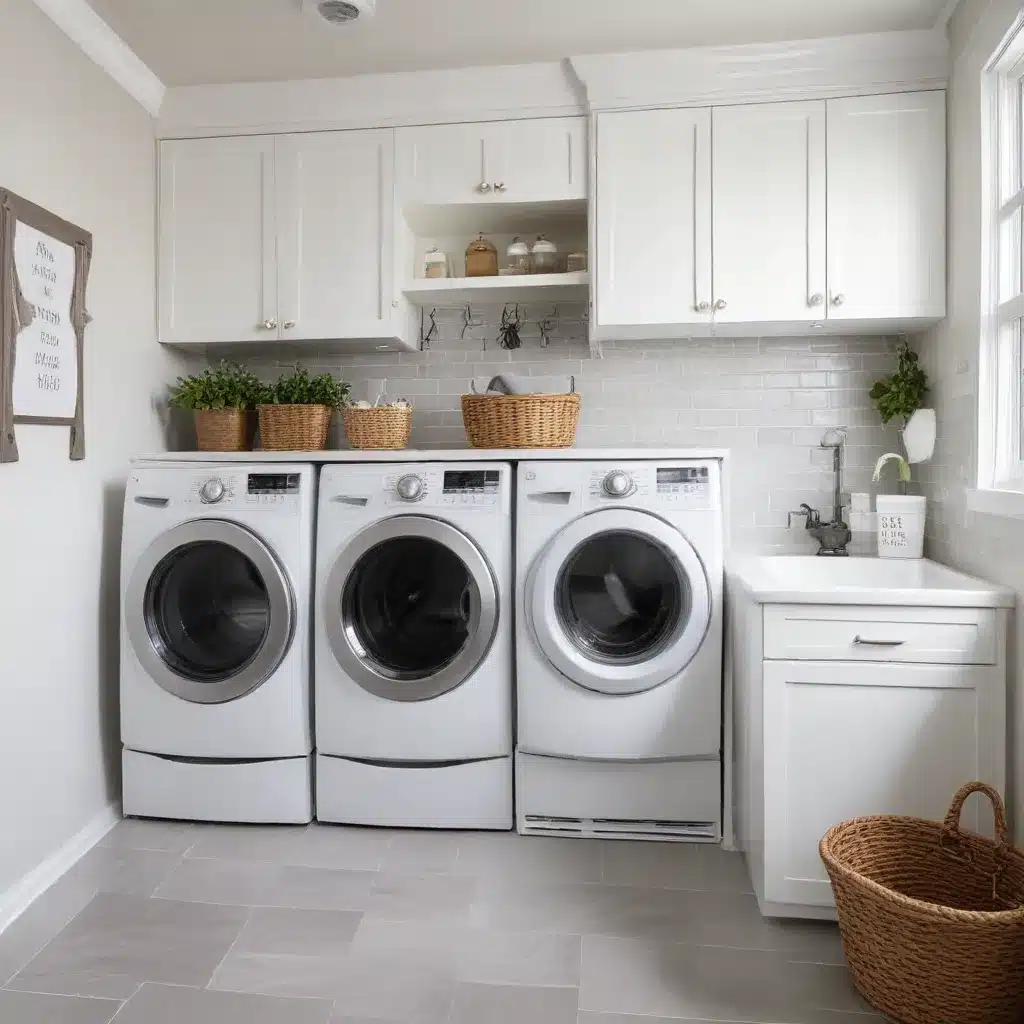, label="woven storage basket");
[343,406,413,450]
[820,782,1024,1024]
[193,408,253,452]
[258,404,332,451]
[461,383,580,449]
